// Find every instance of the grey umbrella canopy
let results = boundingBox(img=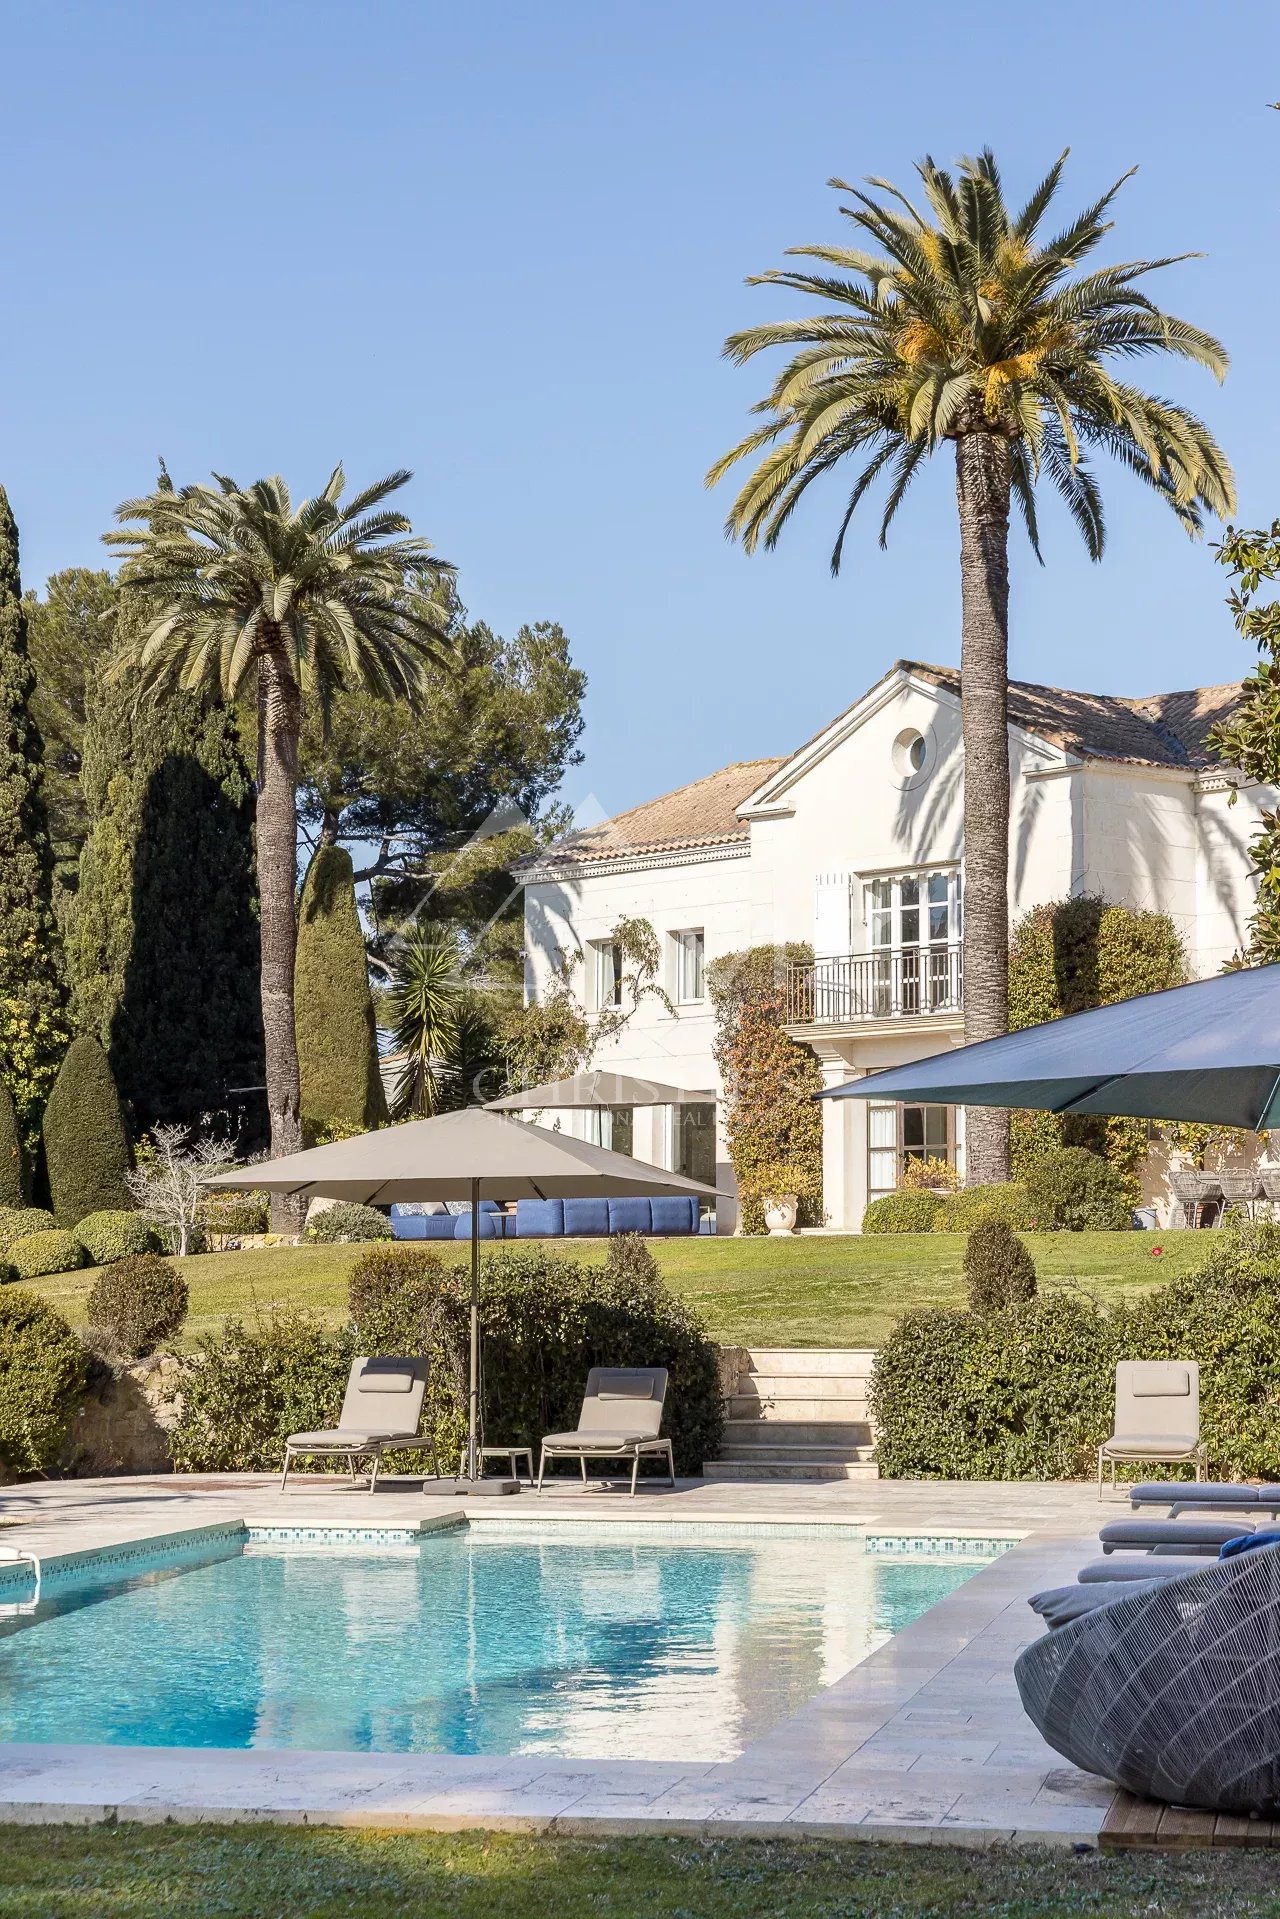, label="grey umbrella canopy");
[487,1070,716,1111]
[819,965,1280,1131]
[206,1107,720,1486]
